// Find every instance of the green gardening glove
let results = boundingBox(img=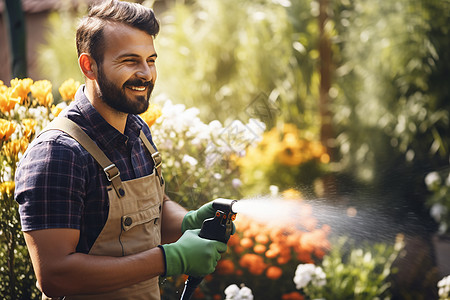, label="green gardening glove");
[159,229,227,277]
[181,201,216,232]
